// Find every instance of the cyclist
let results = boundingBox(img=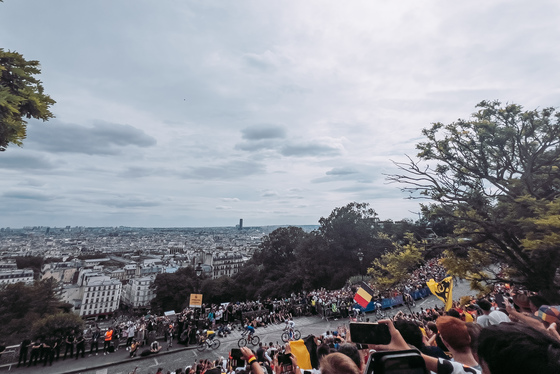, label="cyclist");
[244,324,255,338]
[285,318,296,339]
[352,307,362,321]
[202,329,216,342]
[374,299,384,318]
